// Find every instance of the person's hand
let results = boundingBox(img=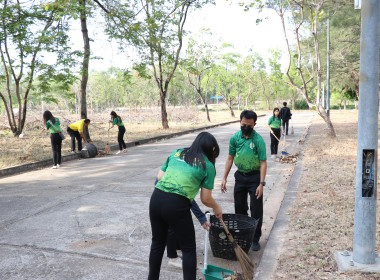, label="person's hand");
[201,221,211,231]
[256,184,264,199]
[221,178,227,193]
[213,204,222,219]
